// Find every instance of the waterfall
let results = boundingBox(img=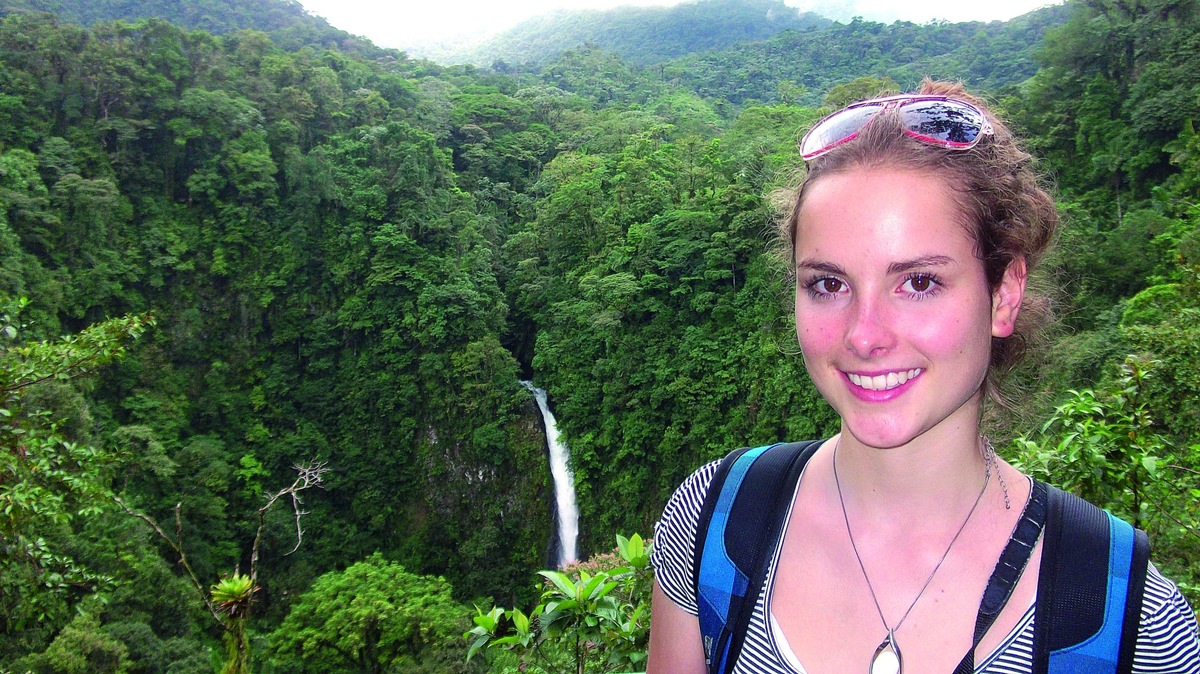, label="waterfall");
[521,381,579,567]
